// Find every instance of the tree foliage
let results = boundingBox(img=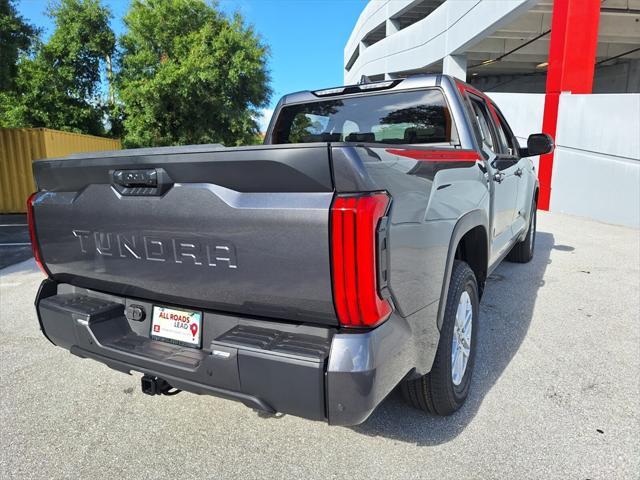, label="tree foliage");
[0,0,38,91]
[0,0,115,134]
[1,0,271,146]
[117,0,271,147]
